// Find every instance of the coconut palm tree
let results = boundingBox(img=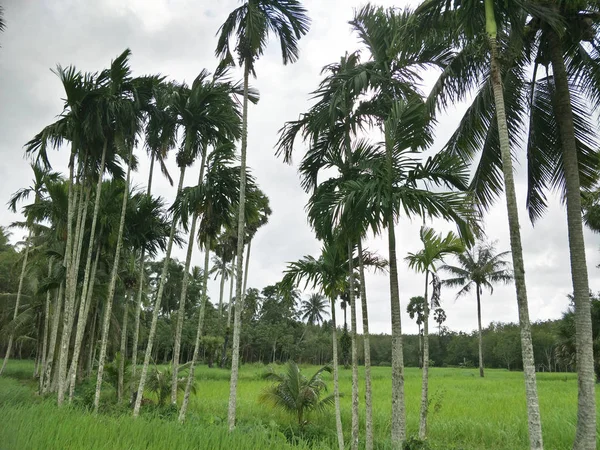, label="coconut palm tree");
[300,293,329,326]
[259,361,335,426]
[405,226,464,439]
[414,2,554,446]
[174,143,244,421]
[1,165,60,376]
[216,0,310,430]
[439,242,512,379]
